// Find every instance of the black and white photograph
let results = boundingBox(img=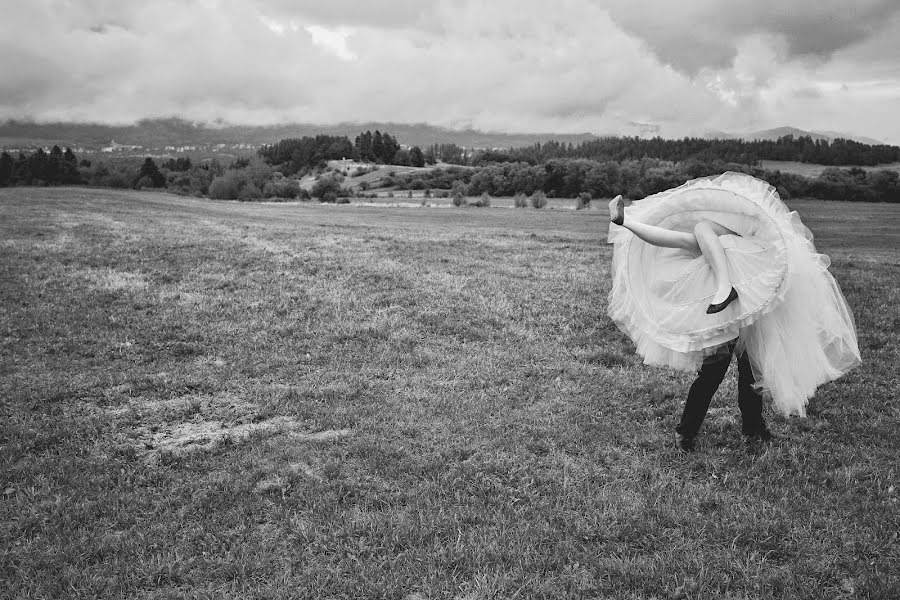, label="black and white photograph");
[1,1,898,598]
